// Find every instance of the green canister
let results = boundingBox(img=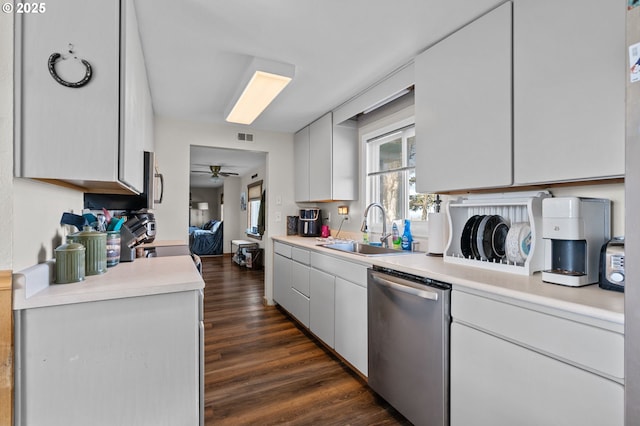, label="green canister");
[54,242,85,284]
[69,226,107,276]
